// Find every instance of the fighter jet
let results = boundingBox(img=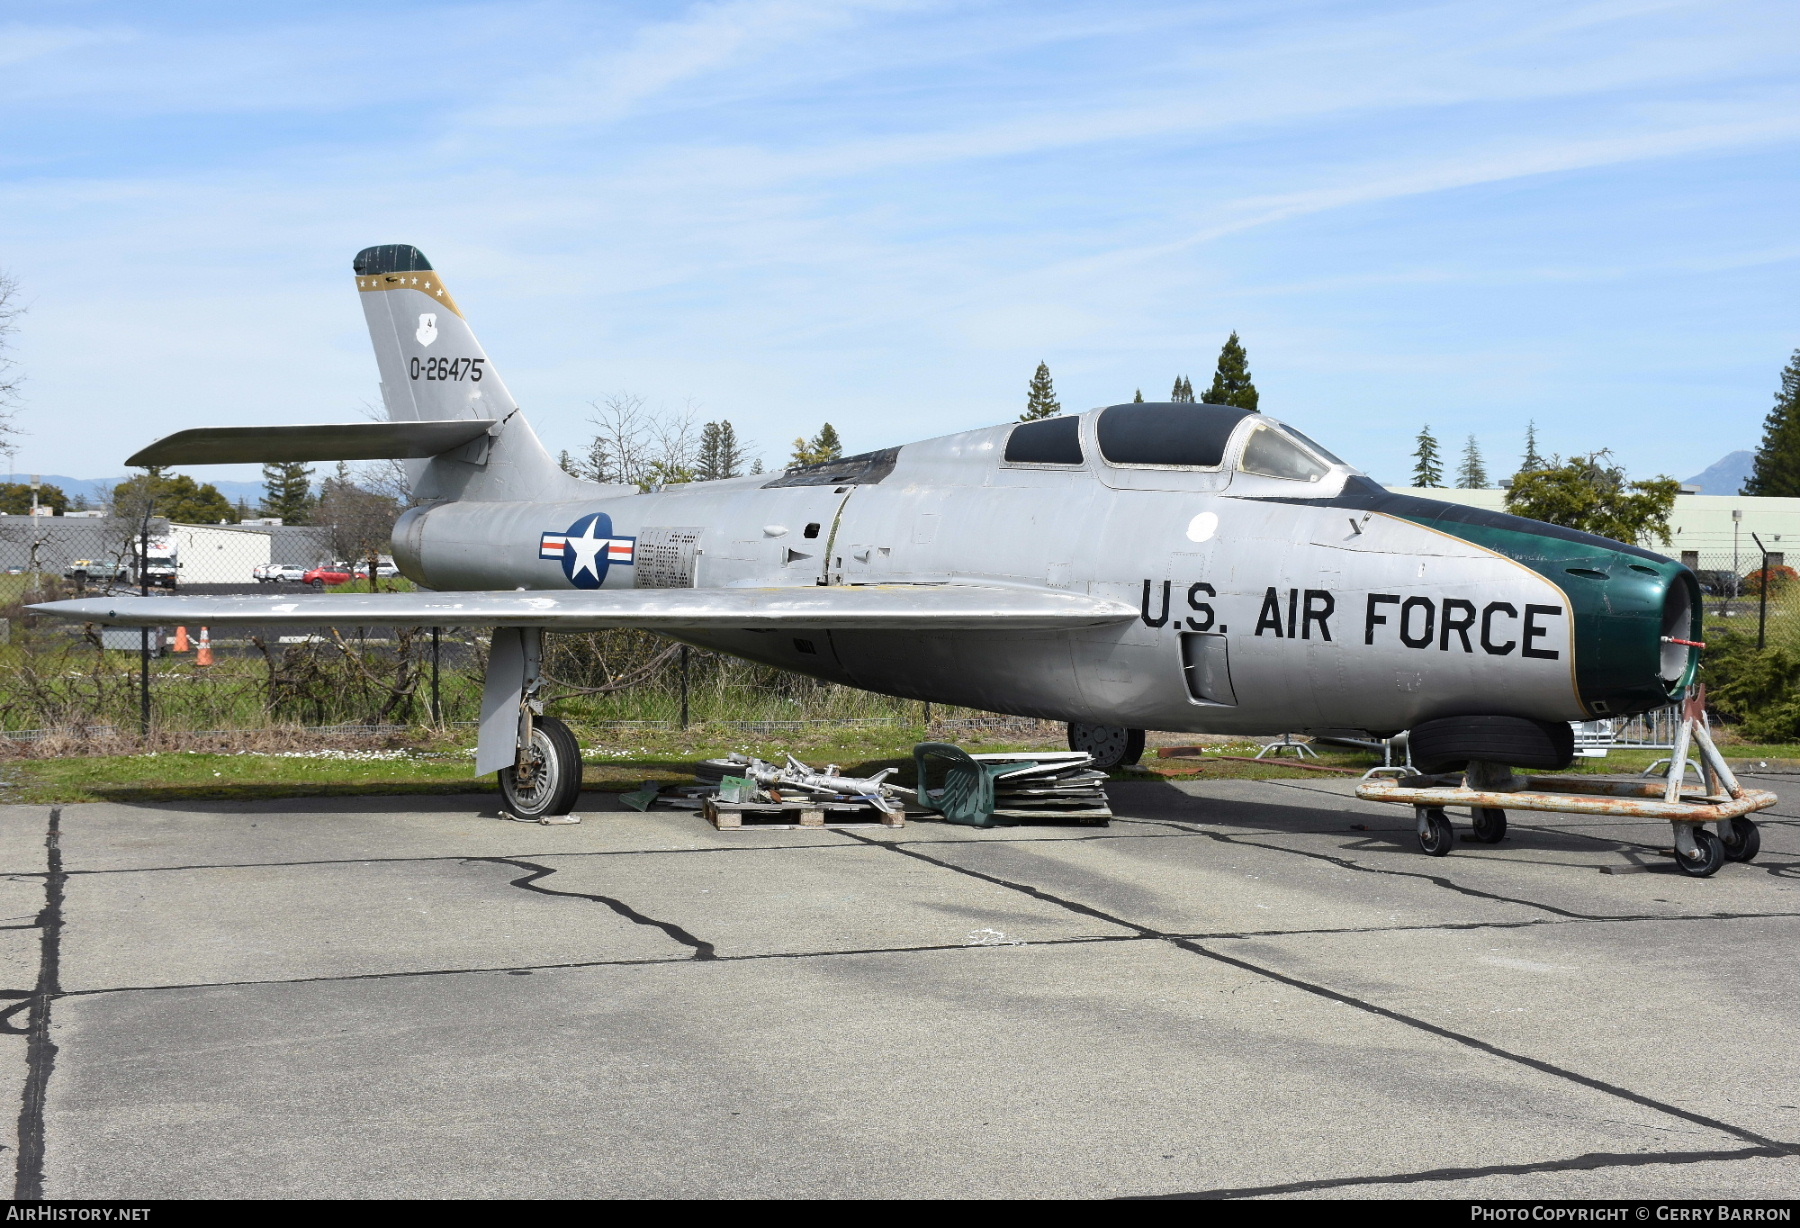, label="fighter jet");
[35,245,1701,830]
